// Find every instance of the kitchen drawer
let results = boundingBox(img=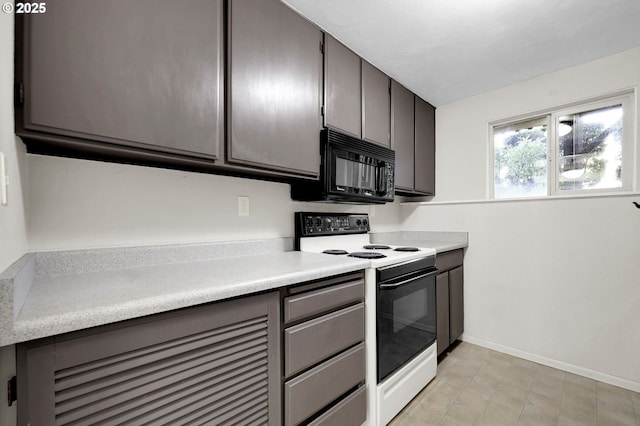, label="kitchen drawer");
[284,343,365,426]
[284,278,364,324]
[284,303,364,377]
[307,385,366,426]
[436,249,464,272]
